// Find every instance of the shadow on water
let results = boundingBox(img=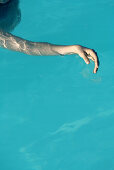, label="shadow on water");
[0,0,21,32]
